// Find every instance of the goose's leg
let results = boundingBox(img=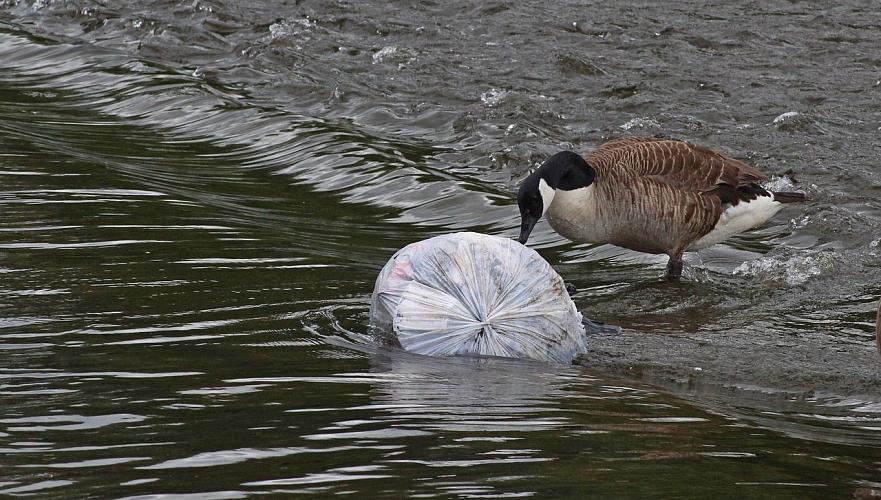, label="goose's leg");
[664,251,684,281]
